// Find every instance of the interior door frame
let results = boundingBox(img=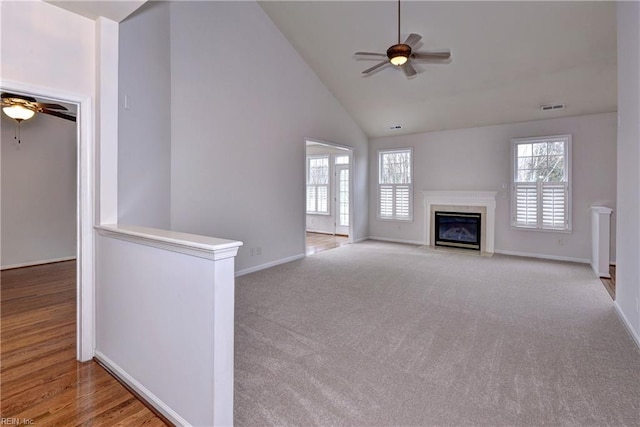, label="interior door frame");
[1,80,95,362]
[304,138,354,252]
[334,163,350,236]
